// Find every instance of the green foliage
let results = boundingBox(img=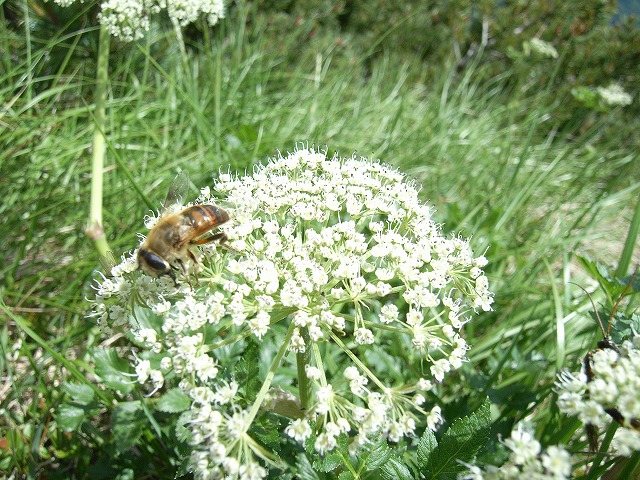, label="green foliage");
[111,401,146,453]
[93,348,134,394]
[419,399,492,479]
[576,255,640,344]
[2,0,640,478]
[156,388,191,413]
